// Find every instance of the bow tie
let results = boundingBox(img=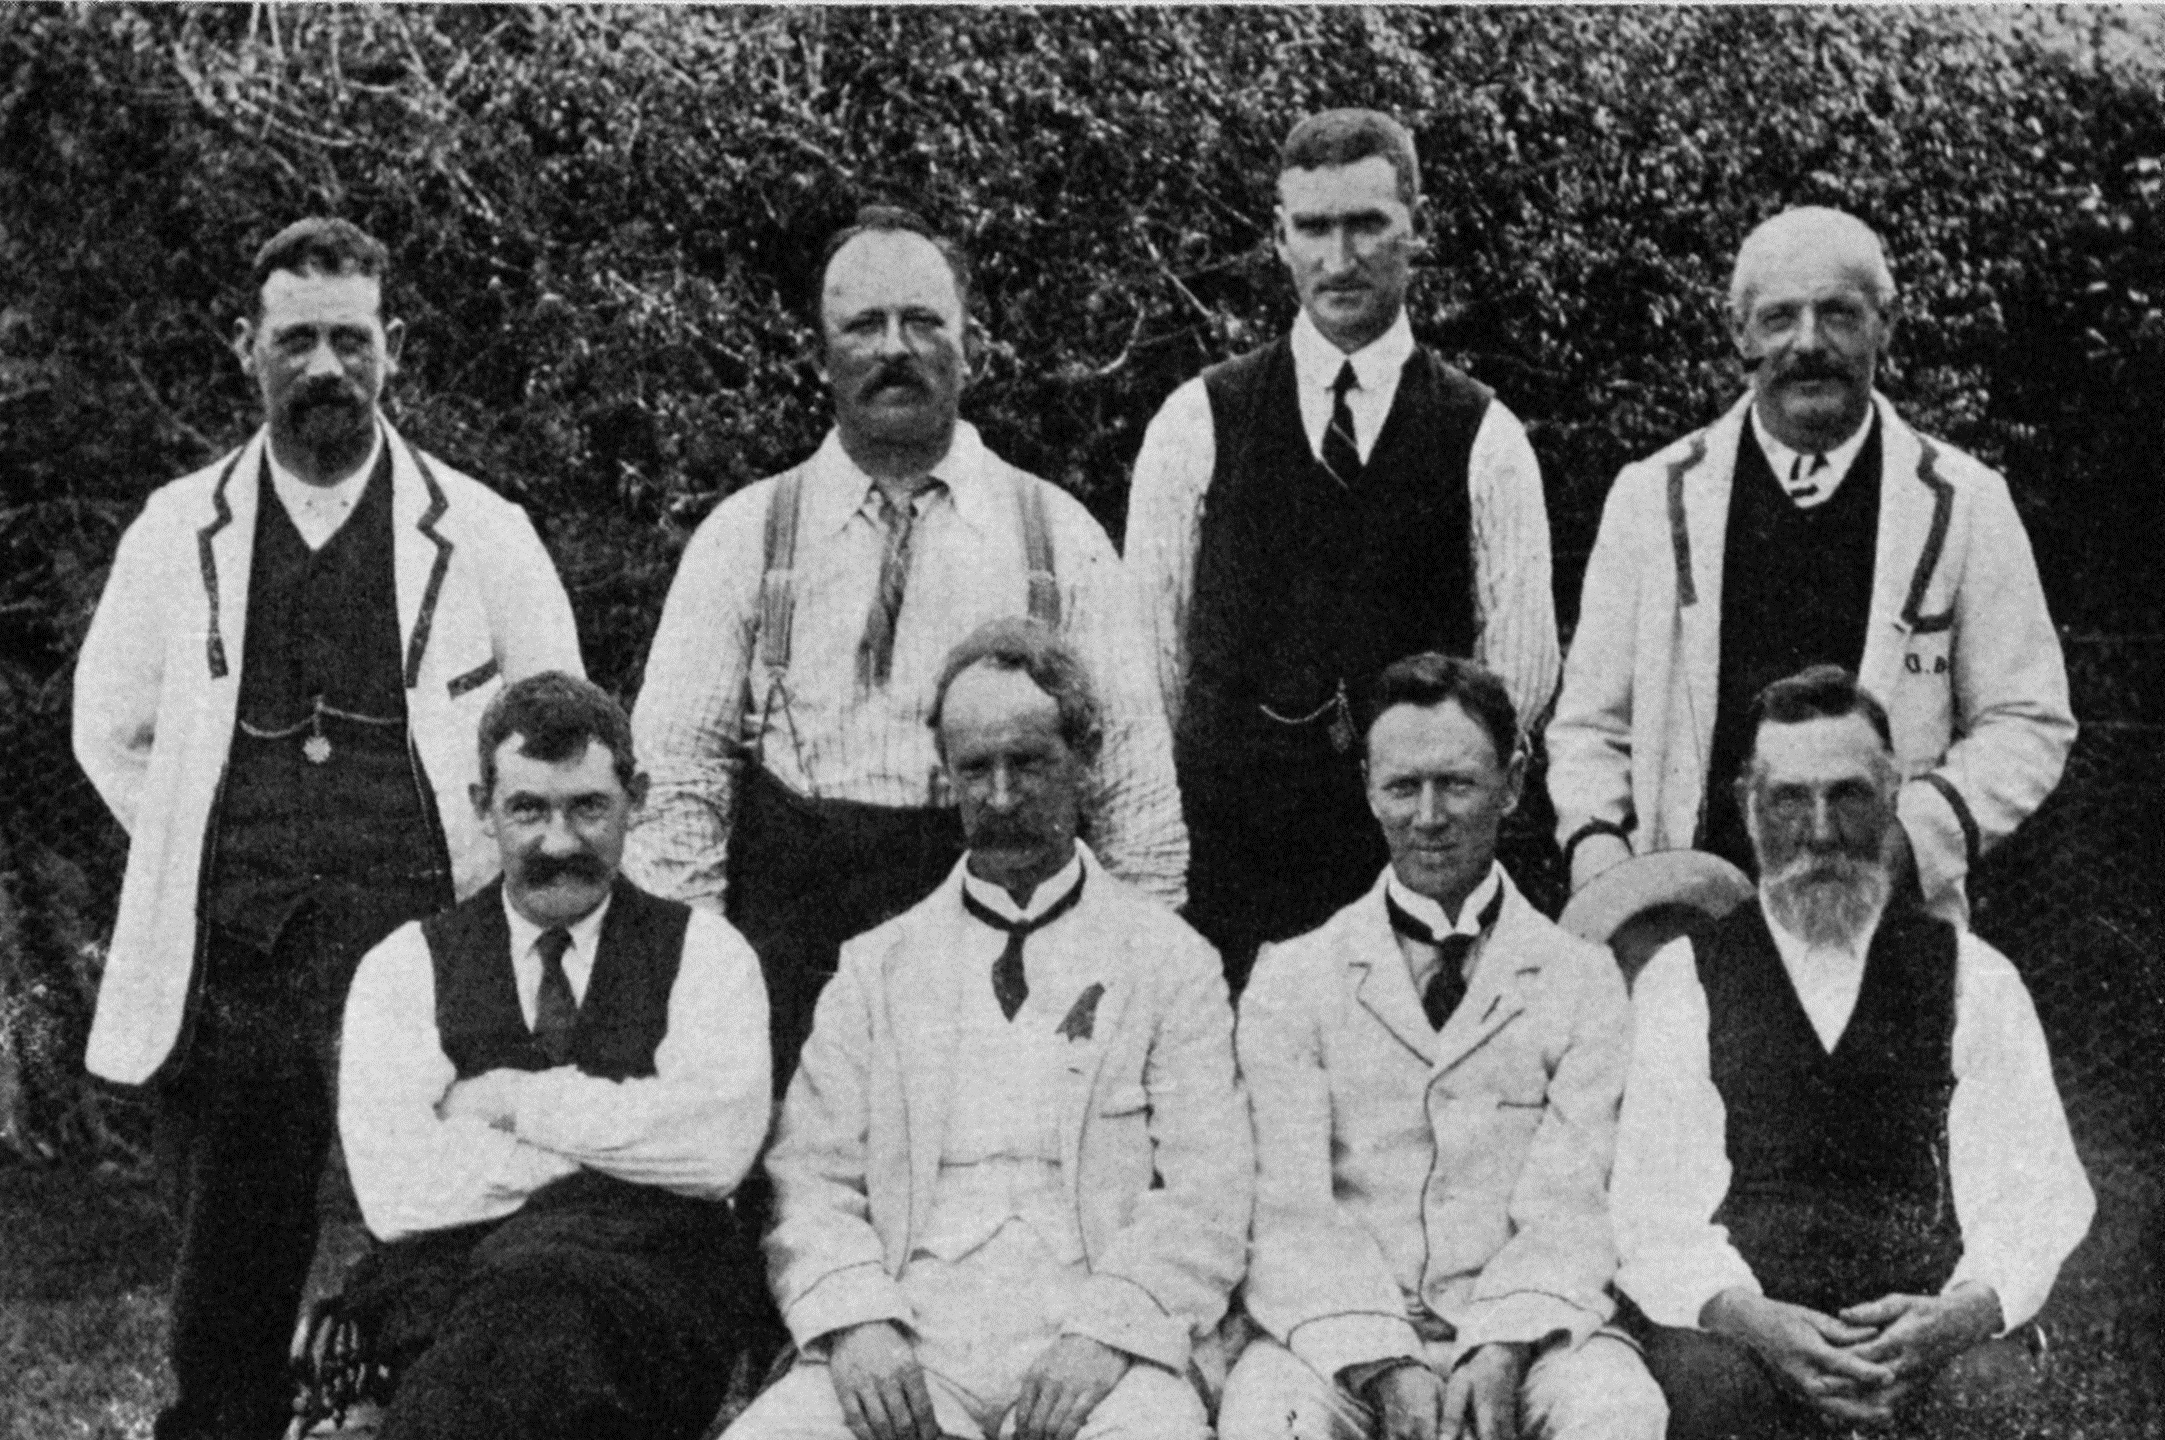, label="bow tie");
[962,872,1087,1020]
[1387,885,1504,1032]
